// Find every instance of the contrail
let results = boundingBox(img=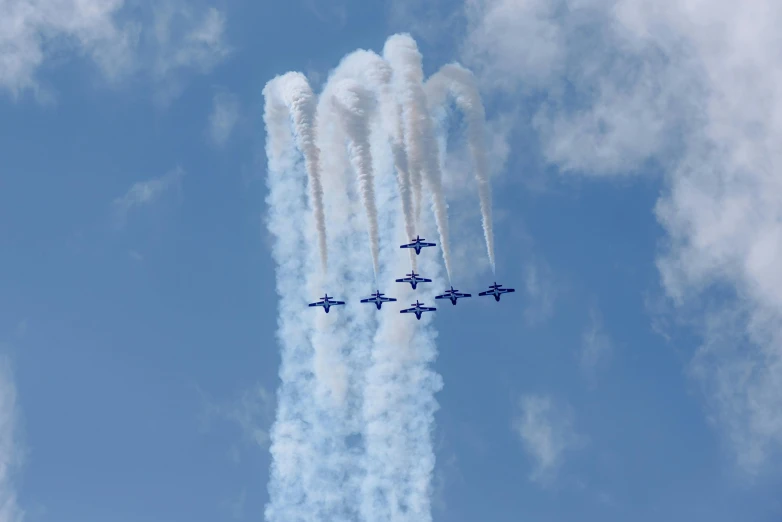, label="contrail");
[265,75,359,522]
[425,63,496,273]
[325,49,418,271]
[277,72,329,273]
[262,76,319,521]
[331,78,382,280]
[384,34,454,281]
[262,34,466,522]
[359,99,444,522]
